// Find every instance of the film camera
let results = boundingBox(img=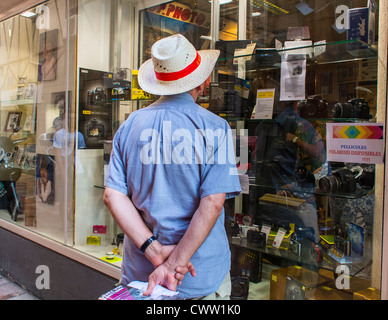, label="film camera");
[318,166,363,194]
[297,95,329,118]
[331,98,371,119]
